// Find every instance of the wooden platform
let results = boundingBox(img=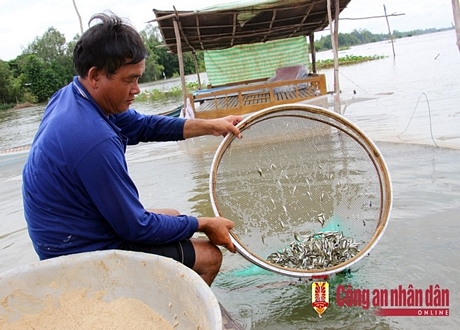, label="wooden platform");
[189,74,327,119]
[197,87,316,112]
